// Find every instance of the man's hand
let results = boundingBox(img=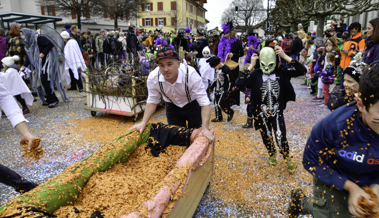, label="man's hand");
[23,133,42,150]
[128,122,147,135]
[344,180,372,217]
[38,53,44,58]
[370,184,379,212]
[246,97,250,102]
[198,128,214,142]
[227,53,233,58]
